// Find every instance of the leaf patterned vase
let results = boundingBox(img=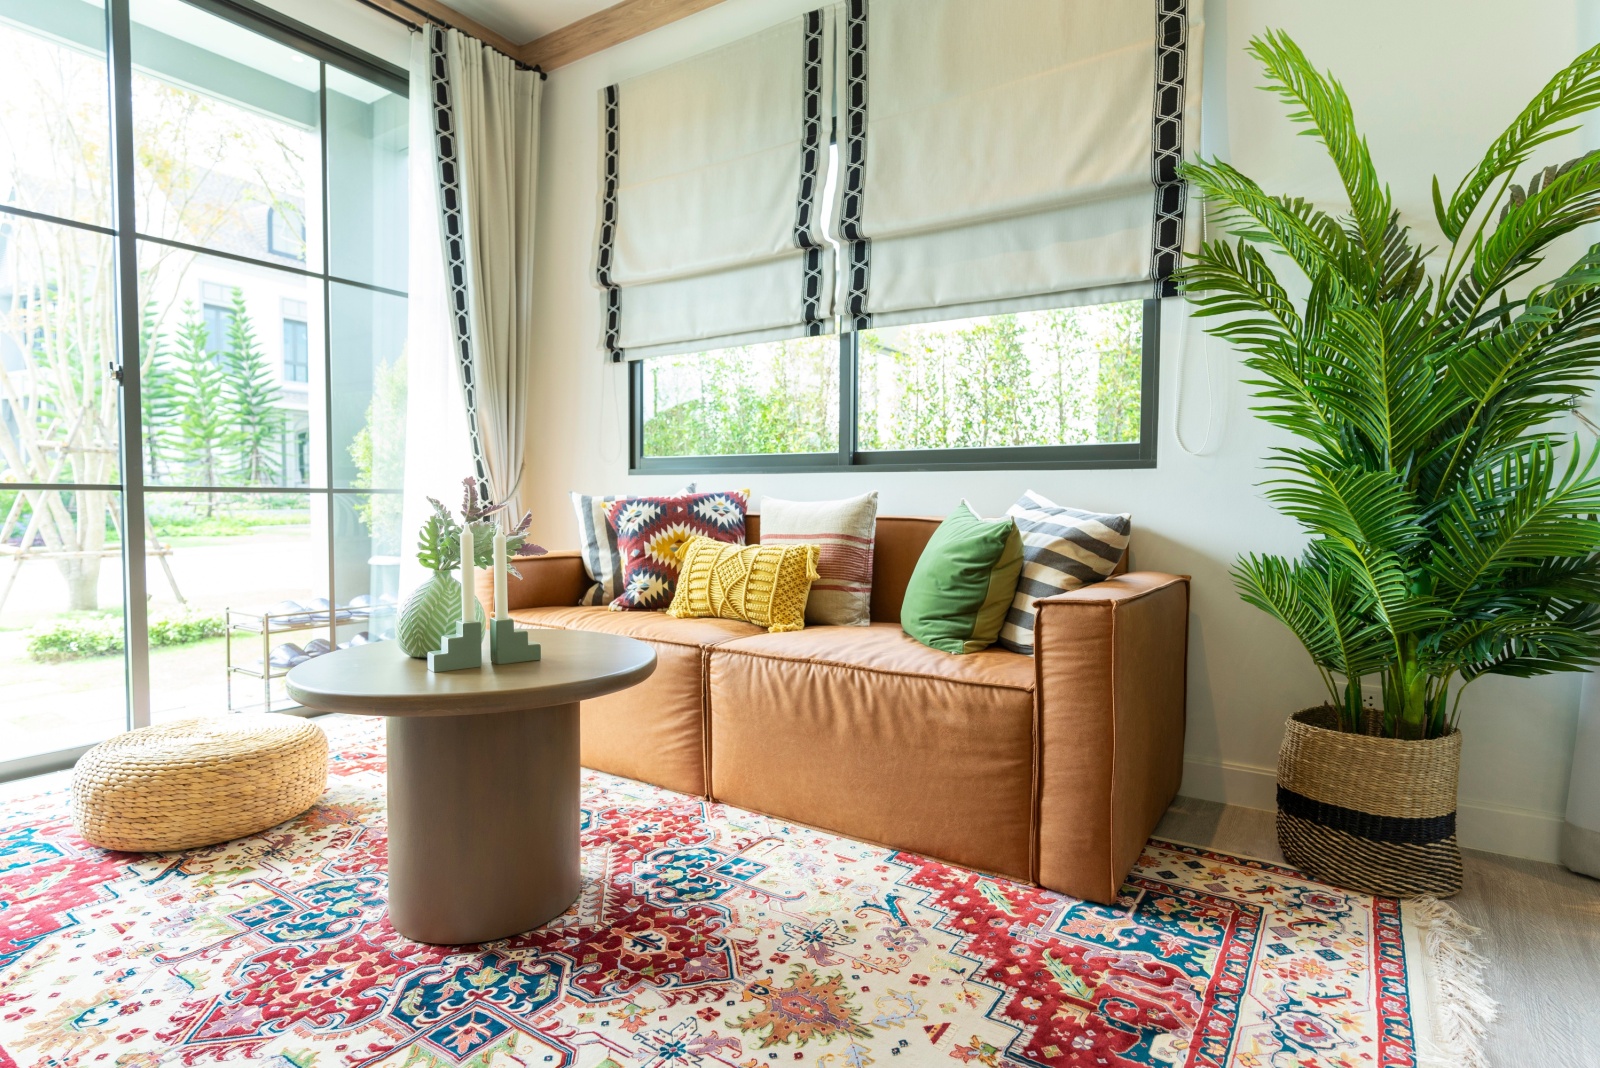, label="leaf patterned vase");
[397,570,484,658]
